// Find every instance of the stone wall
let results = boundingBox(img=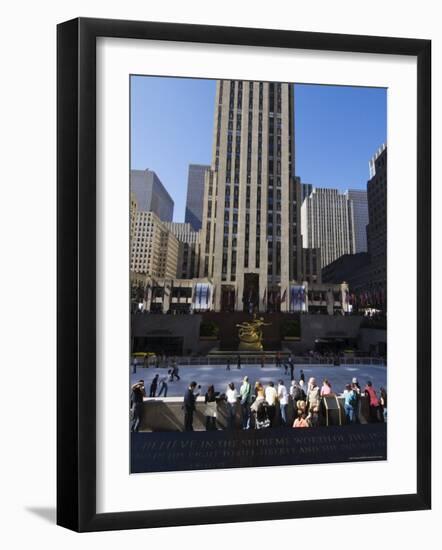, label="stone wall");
[358,328,387,355]
[132,313,202,355]
[135,395,371,432]
[282,314,364,353]
[131,312,384,356]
